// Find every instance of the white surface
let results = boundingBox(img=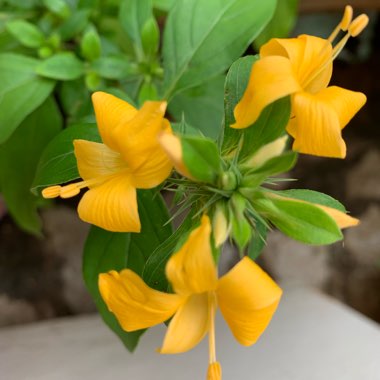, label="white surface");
[1,288,379,380]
